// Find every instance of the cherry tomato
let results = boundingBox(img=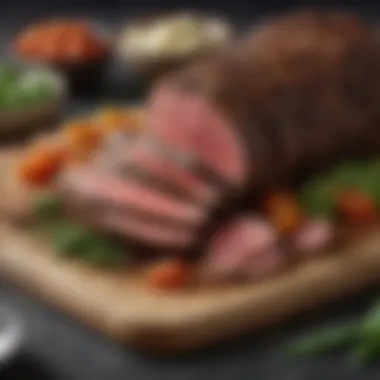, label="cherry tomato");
[335,189,377,224]
[146,259,192,290]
